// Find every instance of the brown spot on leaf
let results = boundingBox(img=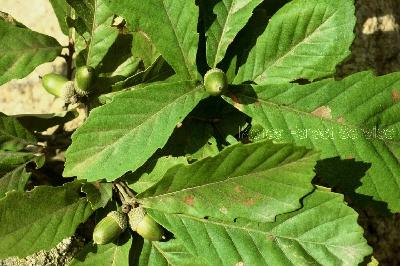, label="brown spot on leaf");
[311,106,332,119]
[94,181,101,189]
[234,185,242,193]
[244,198,256,206]
[337,116,345,123]
[347,155,354,160]
[235,262,245,266]
[267,234,276,241]
[231,94,243,111]
[392,89,400,102]
[184,195,195,206]
[255,101,261,107]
